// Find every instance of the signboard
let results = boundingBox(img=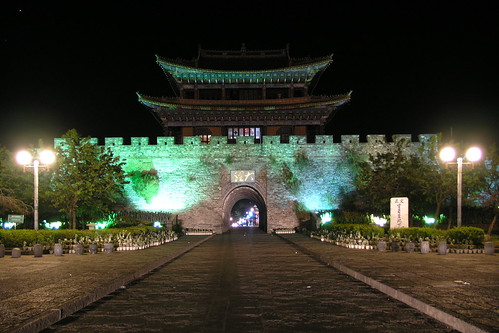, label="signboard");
[8,215,24,224]
[390,197,408,229]
[231,170,255,183]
